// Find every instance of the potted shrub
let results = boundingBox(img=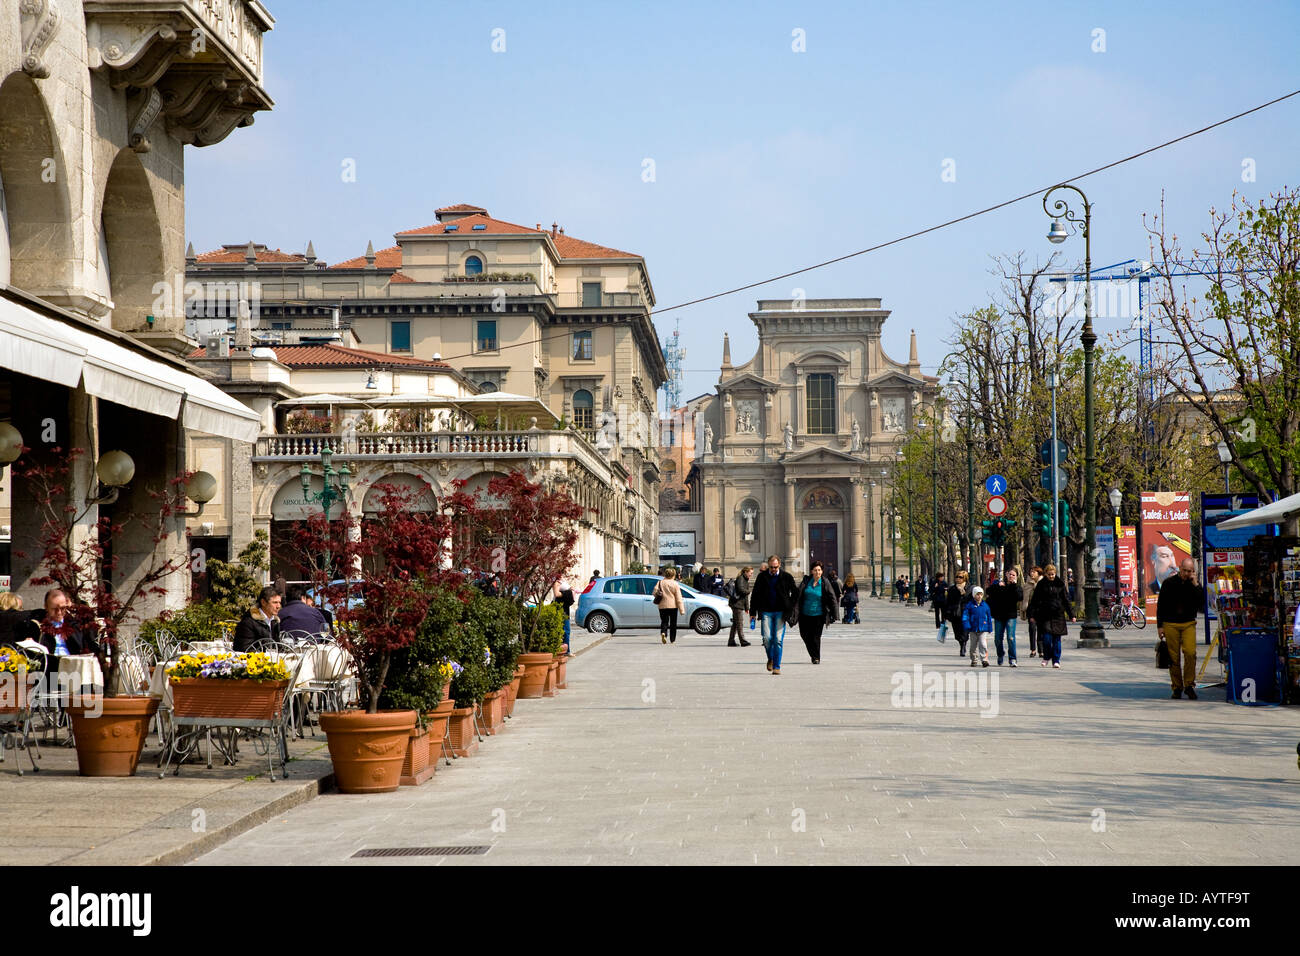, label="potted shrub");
[446,621,489,757]
[379,586,466,785]
[294,484,457,793]
[518,604,565,699]
[13,449,193,776]
[166,651,291,720]
[468,594,520,734]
